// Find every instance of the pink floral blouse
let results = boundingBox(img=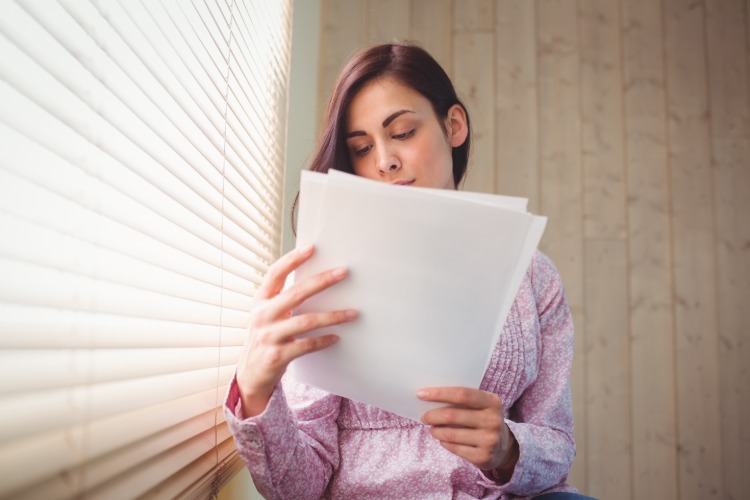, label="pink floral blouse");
[225,251,578,499]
